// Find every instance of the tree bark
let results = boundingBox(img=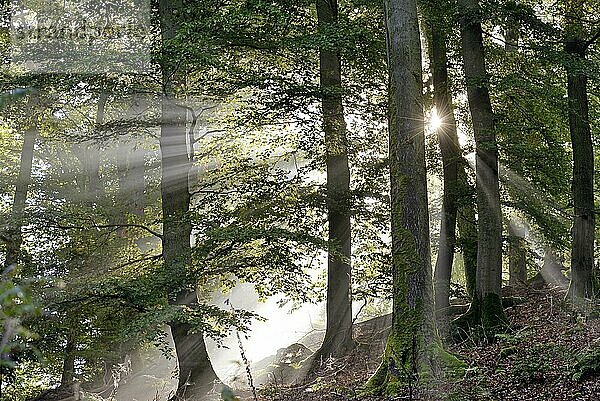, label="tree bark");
[457,187,478,299]
[159,0,219,398]
[366,0,449,392]
[423,4,478,311]
[315,0,354,360]
[456,0,506,333]
[502,11,529,288]
[563,5,595,299]
[428,17,458,312]
[504,10,519,52]
[60,338,76,386]
[4,96,38,269]
[507,222,527,285]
